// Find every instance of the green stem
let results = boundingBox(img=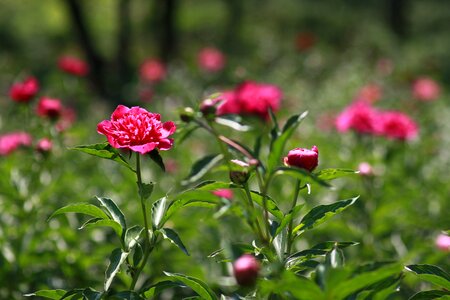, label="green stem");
[243,182,267,244]
[260,173,274,242]
[287,179,301,256]
[130,154,152,290]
